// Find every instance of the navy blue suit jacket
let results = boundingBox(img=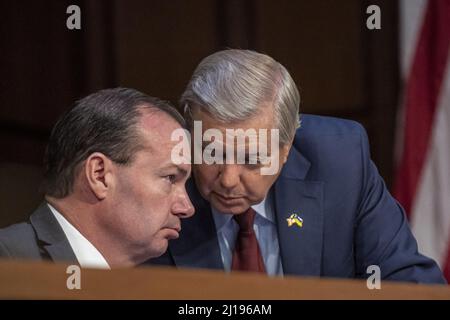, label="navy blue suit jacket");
[149,115,445,284]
